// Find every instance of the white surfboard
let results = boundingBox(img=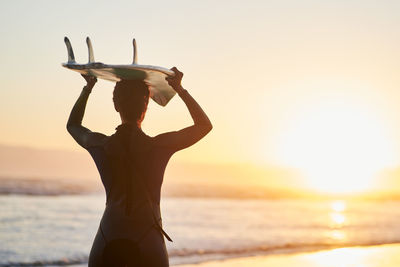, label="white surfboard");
[62,37,176,106]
